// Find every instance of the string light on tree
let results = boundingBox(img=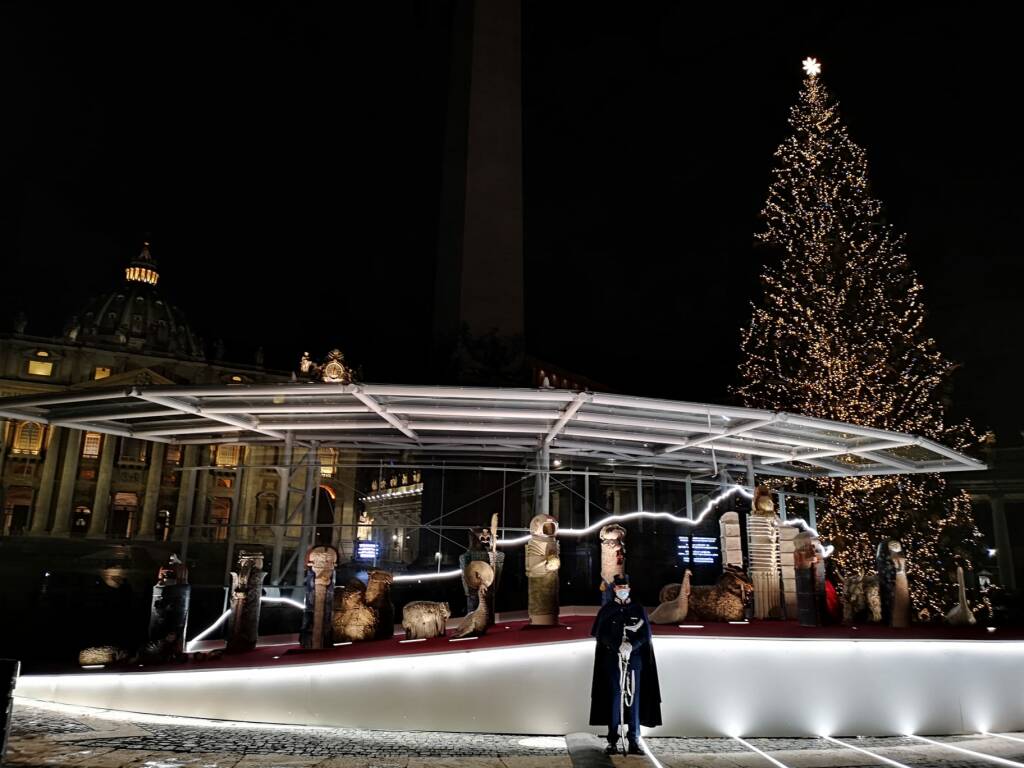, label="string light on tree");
[734,57,983,620]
